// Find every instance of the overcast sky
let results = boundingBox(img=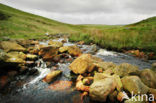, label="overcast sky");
[0,0,156,25]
